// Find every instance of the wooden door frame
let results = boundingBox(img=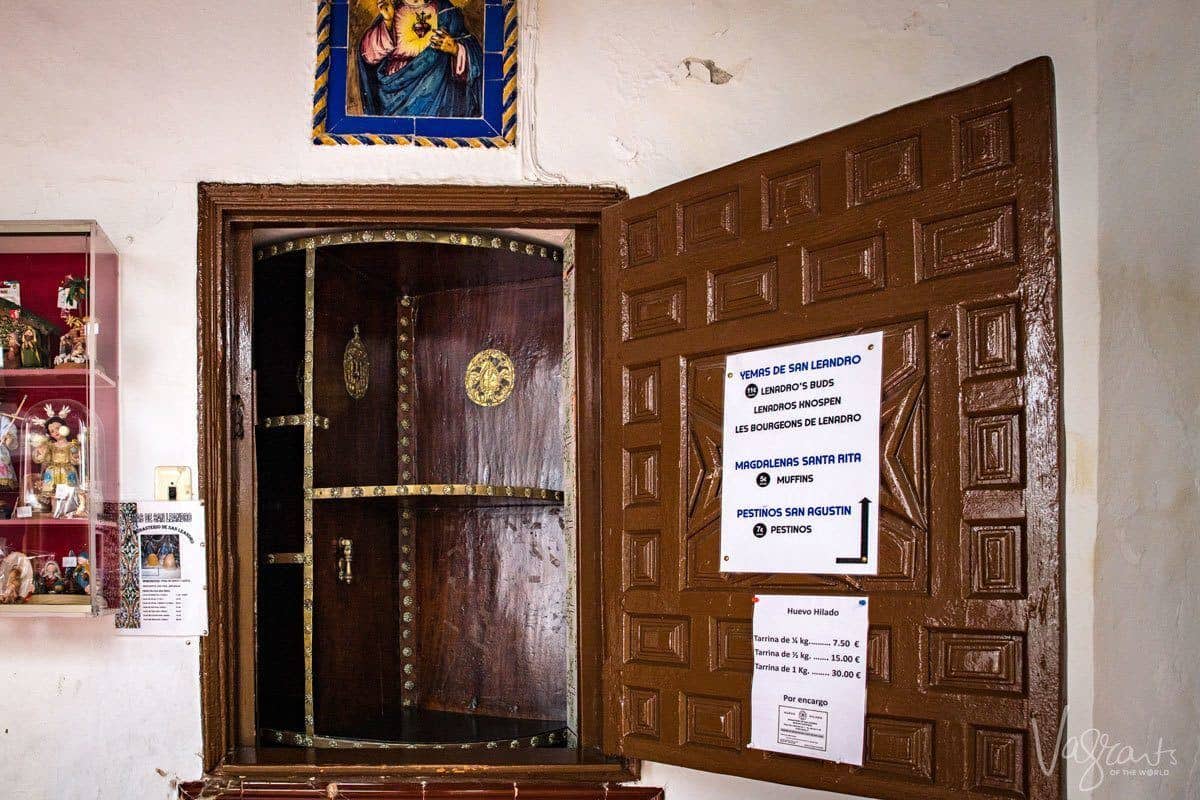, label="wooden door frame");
[196,183,632,782]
